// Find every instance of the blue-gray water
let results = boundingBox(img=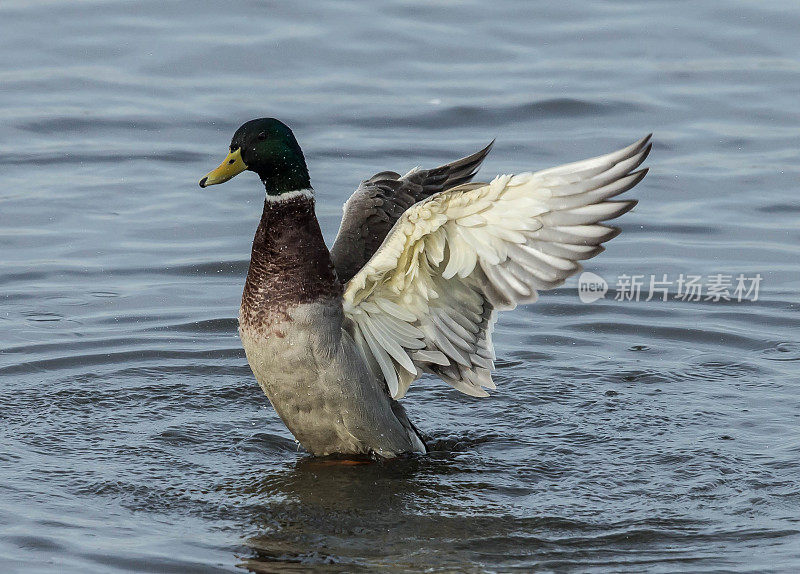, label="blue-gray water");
[2,1,799,572]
